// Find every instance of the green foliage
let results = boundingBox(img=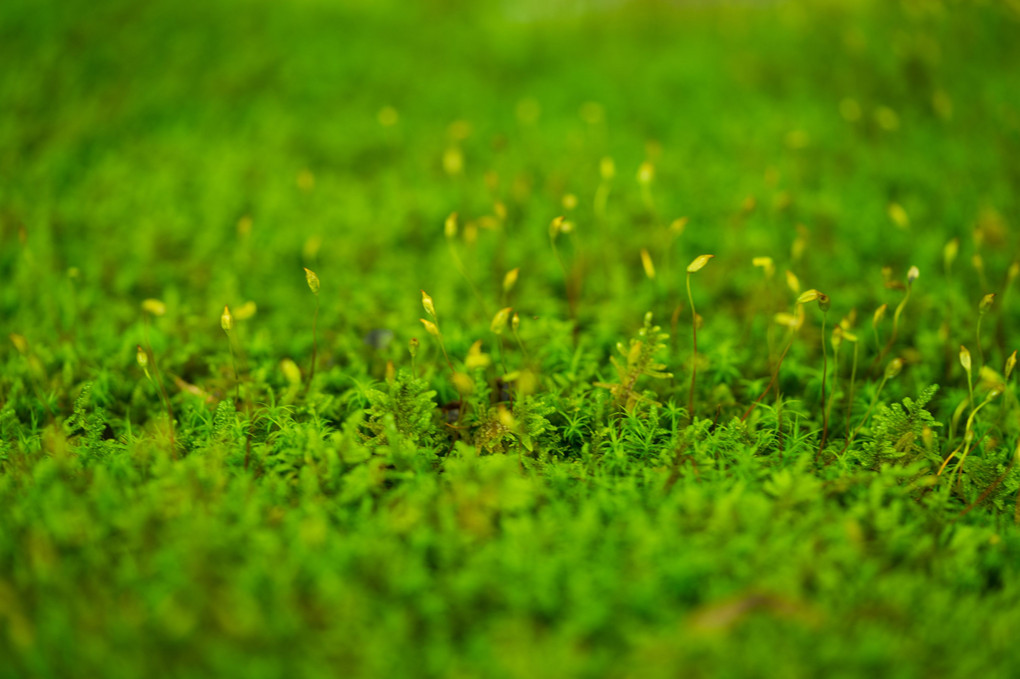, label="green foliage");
[596,312,672,414]
[958,452,1020,512]
[364,369,439,447]
[856,384,942,470]
[63,382,119,465]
